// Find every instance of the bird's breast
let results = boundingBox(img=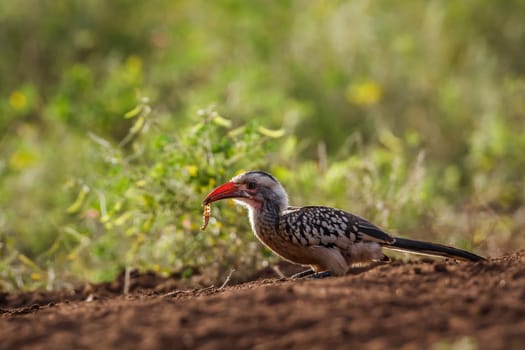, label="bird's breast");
[249,212,318,265]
